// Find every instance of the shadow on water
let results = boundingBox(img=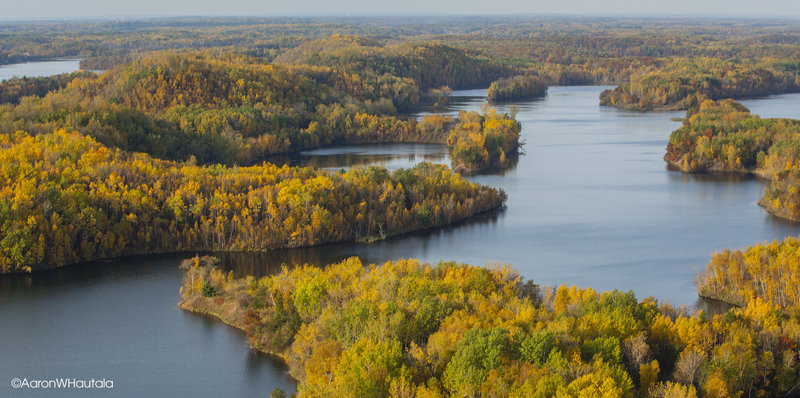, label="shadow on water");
[0,251,298,397]
[1,252,188,289]
[266,143,451,171]
[665,164,760,184]
[213,206,505,279]
[695,296,737,316]
[185,306,292,376]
